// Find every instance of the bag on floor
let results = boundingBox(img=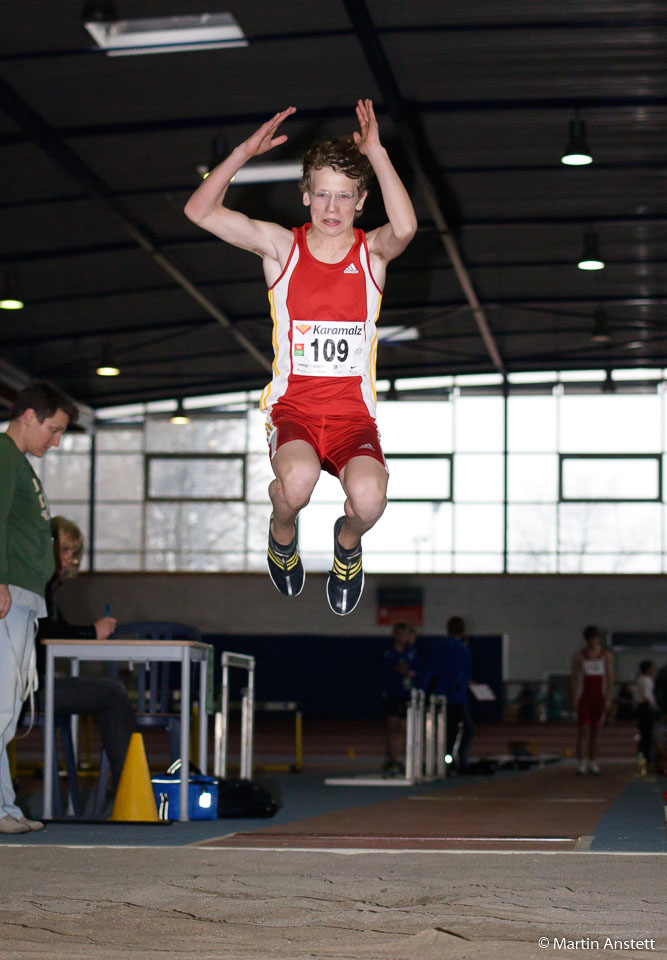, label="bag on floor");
[217,778,278,818]
[151,759,218,821]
